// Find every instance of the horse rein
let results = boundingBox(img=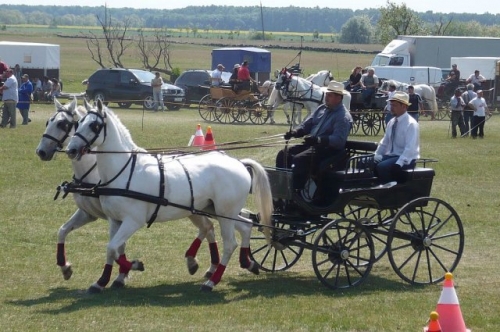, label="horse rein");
[73,110,108,153]
[43,109,78,150]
